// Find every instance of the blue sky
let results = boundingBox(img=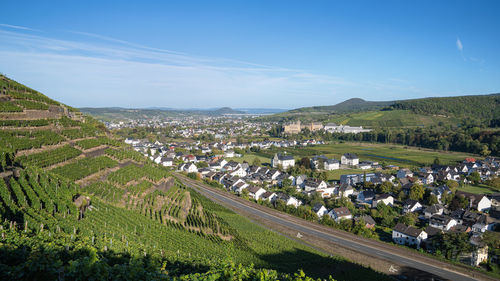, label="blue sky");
[0,0,499,109]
